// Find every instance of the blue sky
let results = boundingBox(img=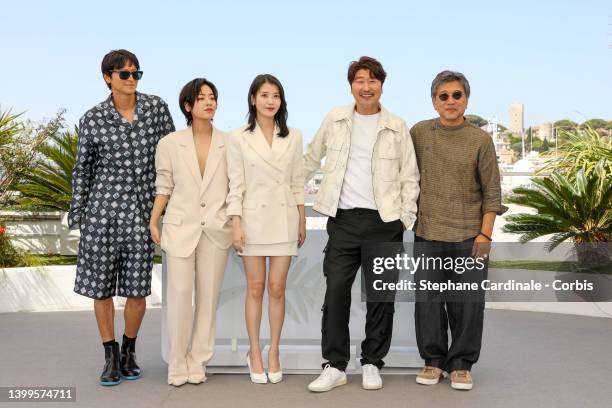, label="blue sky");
[2,0,610,141]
